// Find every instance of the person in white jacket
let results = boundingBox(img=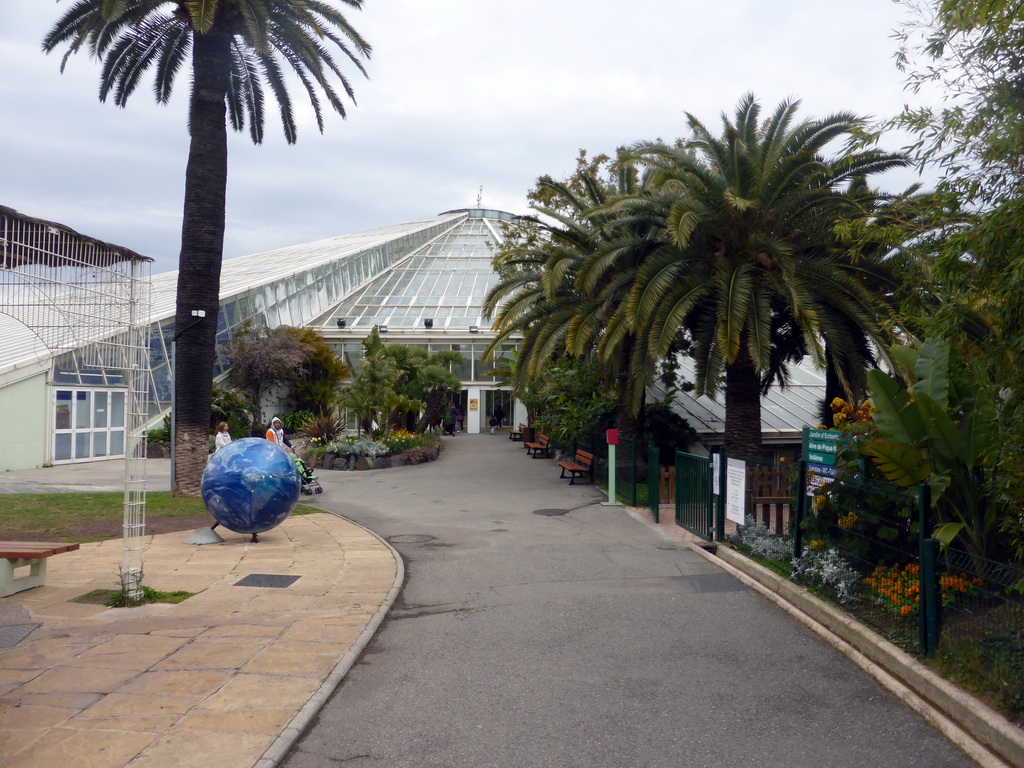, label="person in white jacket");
[214,422,232,452]
[266,416,292,451]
